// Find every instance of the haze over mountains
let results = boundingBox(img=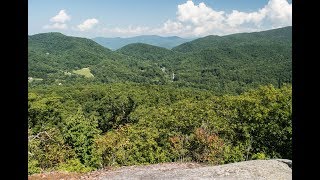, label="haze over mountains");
[92,35,193,50]
[28,26,292,94]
